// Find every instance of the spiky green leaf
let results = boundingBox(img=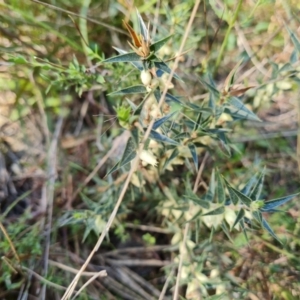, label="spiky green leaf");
[241,172,258,196]
[154,61,181,80]
[113,47,143,70]
[165,93,183,104]
[216,170,225,204]
[204,169,215,202]
[285,25,300,54]
[227,184,252,207]
[103,52,141,64]
[150,35,173,53]
[153,111,177,130]
[225,97,260,121]
[202,206,225,216]
[126,98,137,110]
[163,147,179,170]
[224,180,239,205]
[105,137,136,176]
[149,130,179,145]
[109,85,147,95]
[261,193,299,212]
[136,8,148,41]
[188,143,198,171]
[252,210,263,225]
[183,195,210,209]
[249,167,265,200]
[198,76,220,99]
[262,218,282,243]
[232,209,245,230]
